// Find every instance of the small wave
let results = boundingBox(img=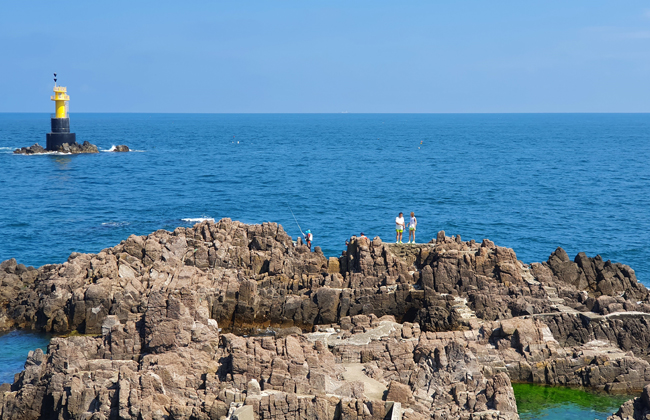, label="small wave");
[100,146,145,153]
[2,146,60,155]
[181,217,215,223]
[13,151,73,156]
[101,221,131,227]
